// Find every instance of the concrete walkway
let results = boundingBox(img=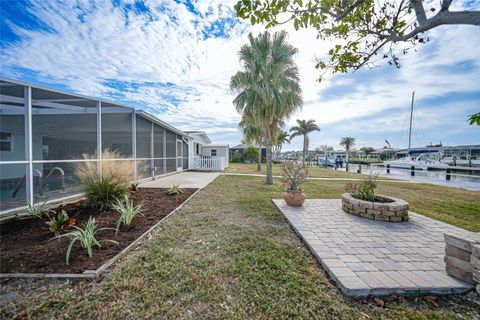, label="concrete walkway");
[273,199,474,297]
[139,172,220,189]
